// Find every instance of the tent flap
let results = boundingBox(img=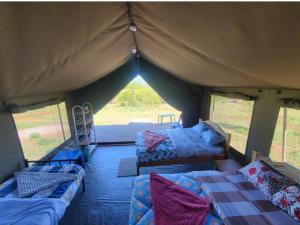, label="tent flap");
[72,58,138,113]
[139,58,207,127]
